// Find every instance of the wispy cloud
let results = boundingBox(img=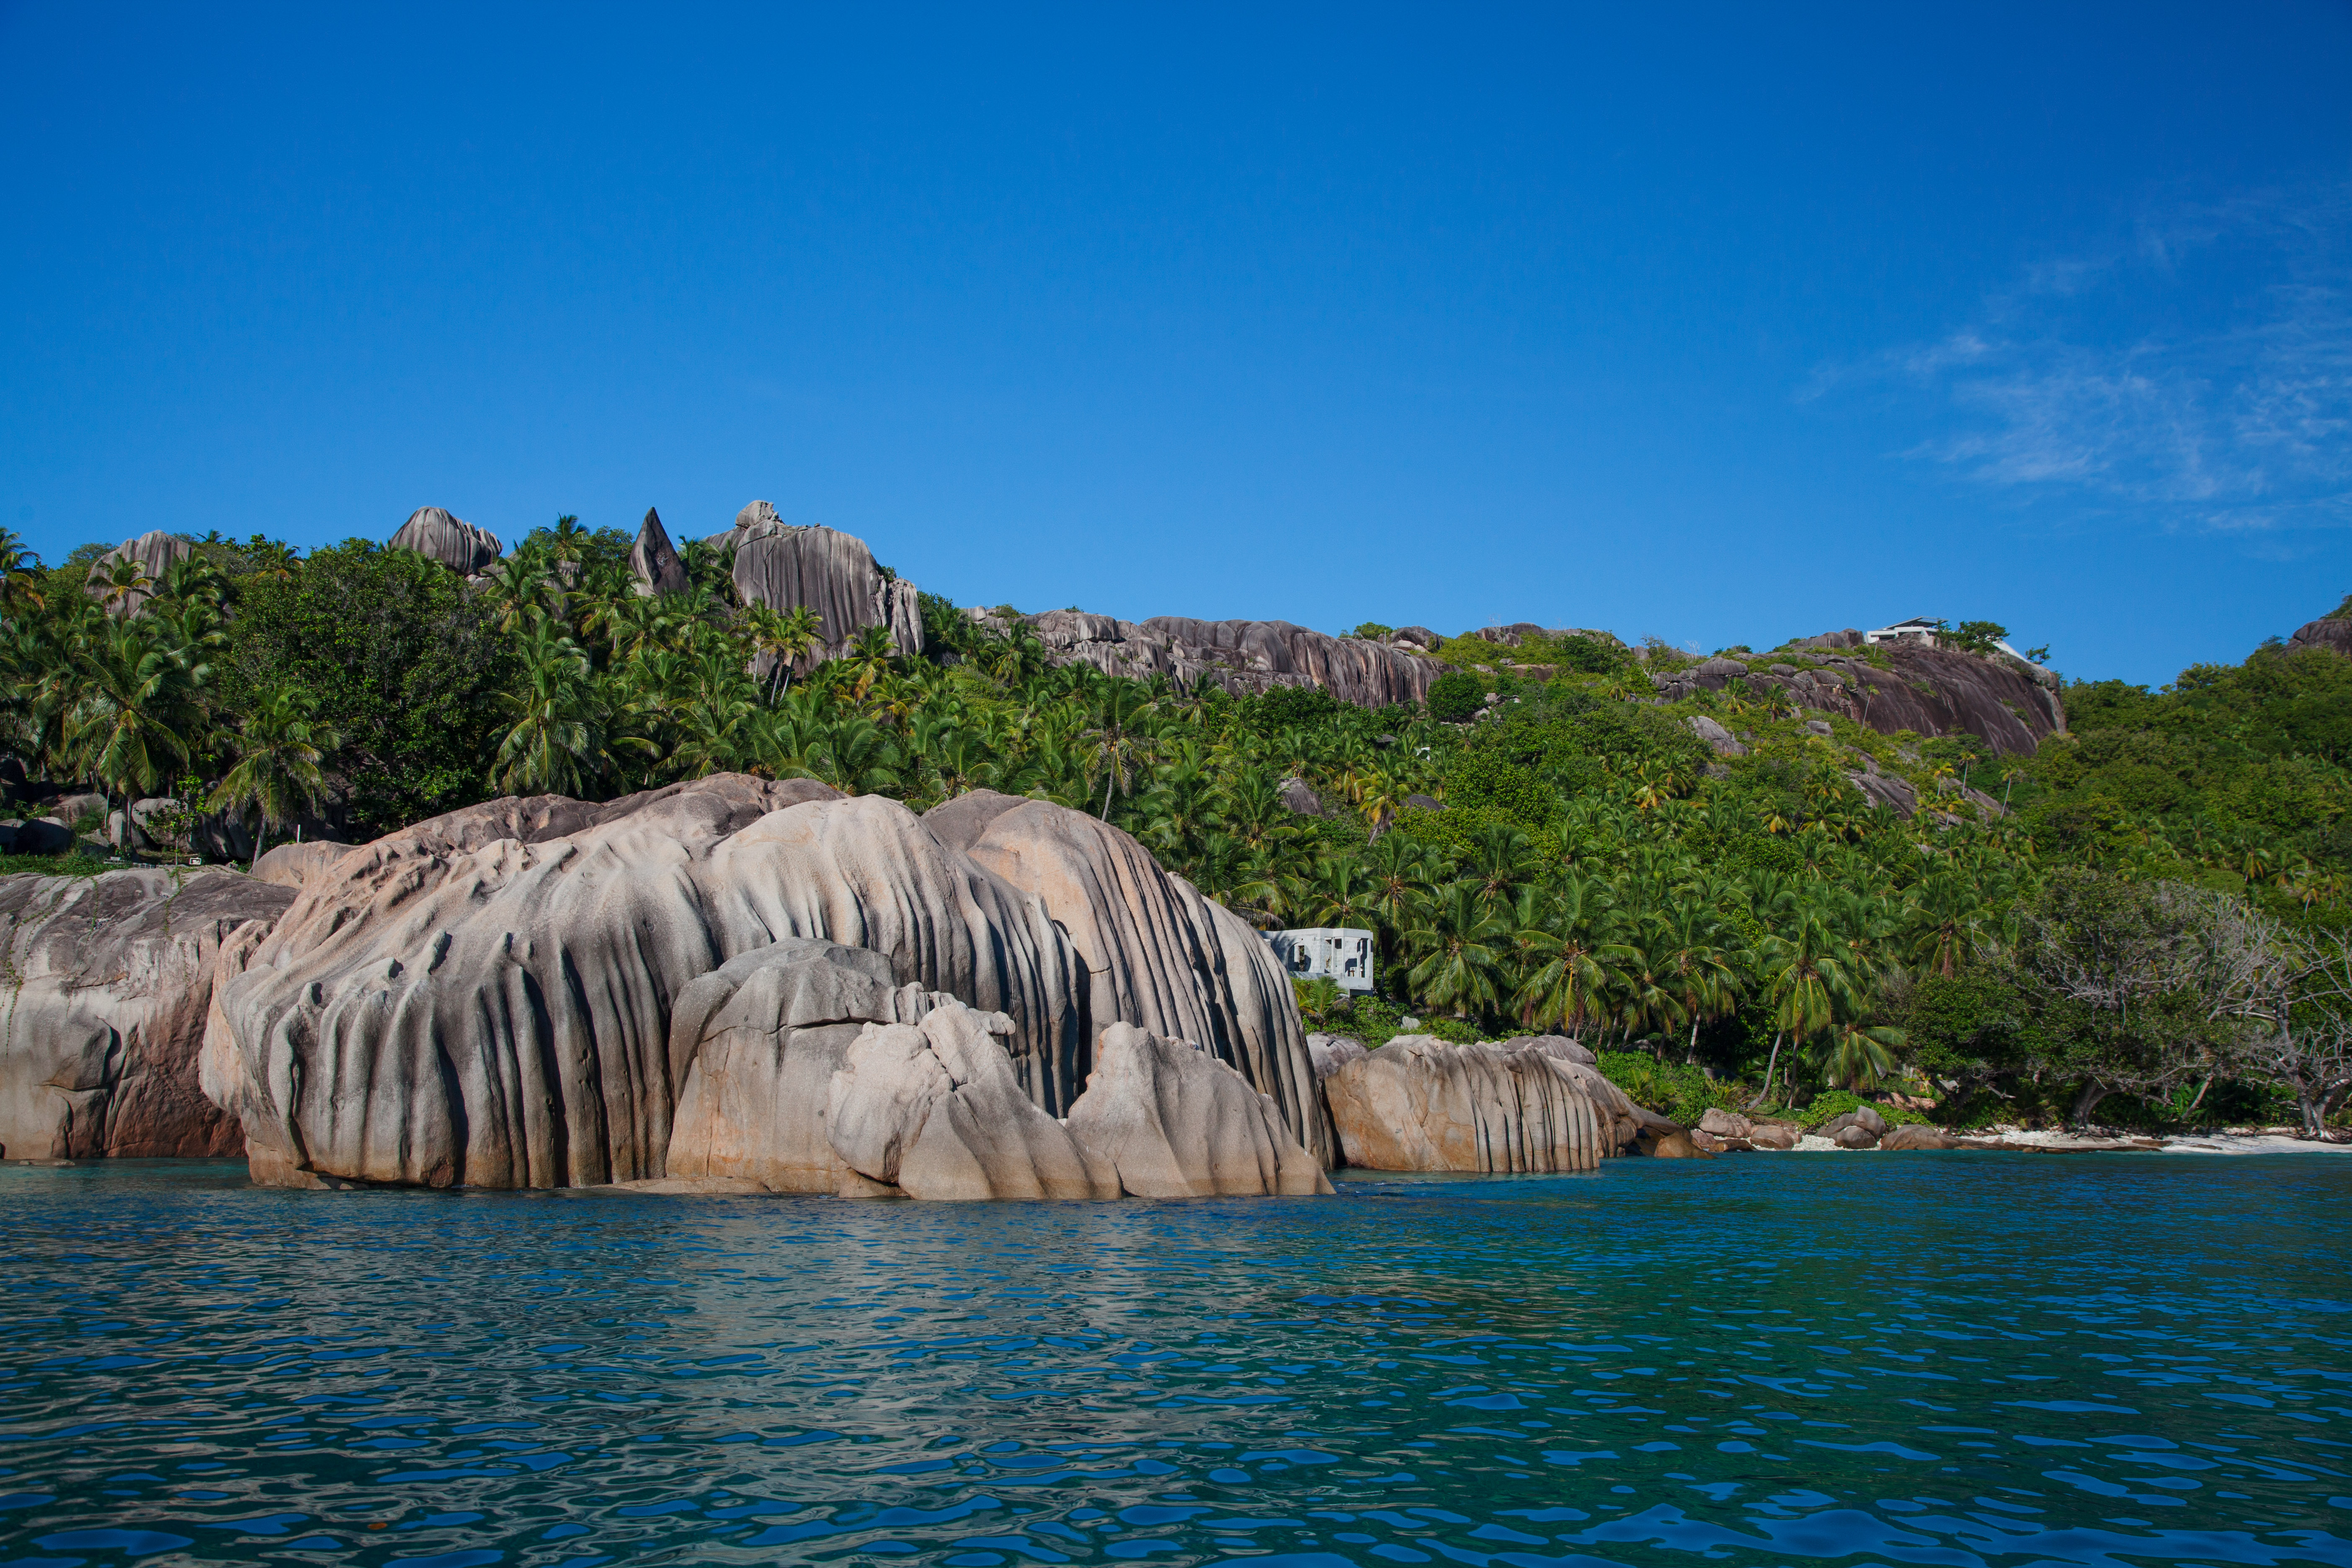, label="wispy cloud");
[1816,183,2352,534]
